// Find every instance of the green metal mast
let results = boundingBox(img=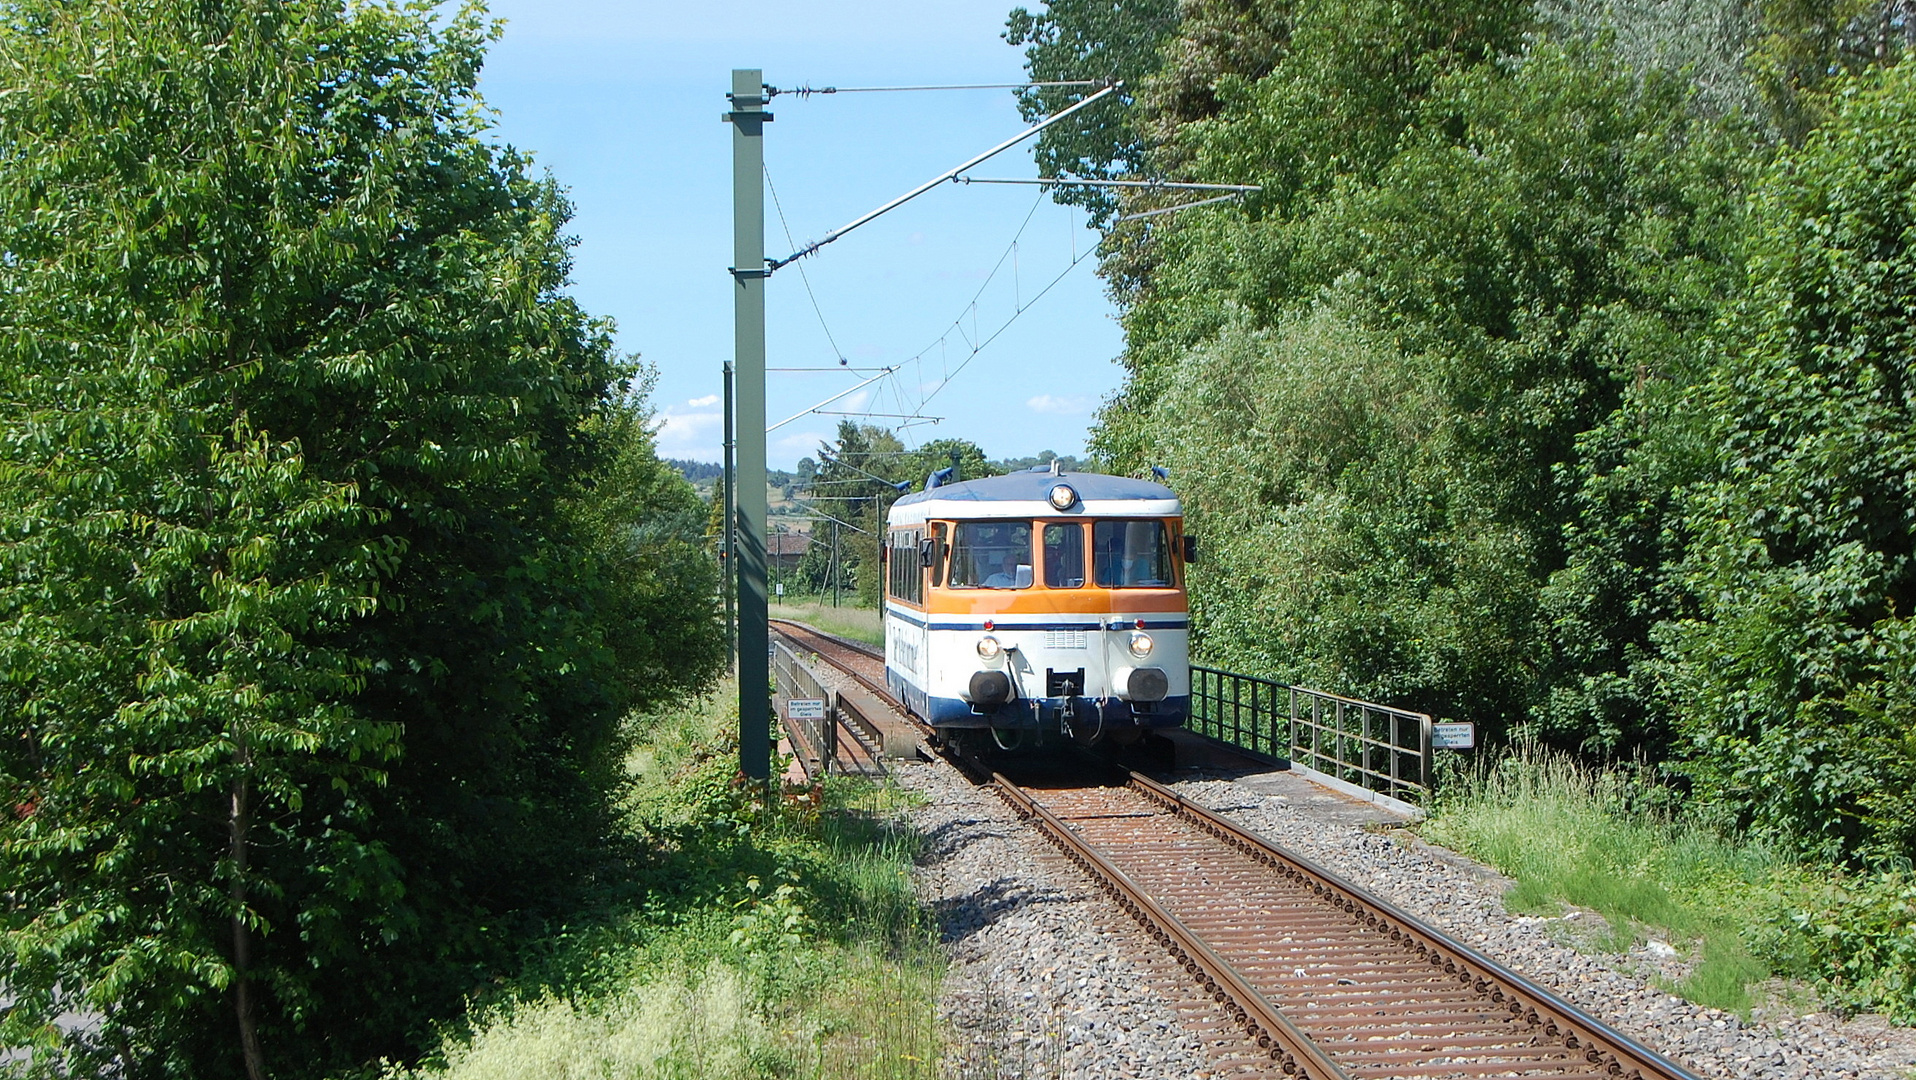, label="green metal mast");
[727,69,770,781]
